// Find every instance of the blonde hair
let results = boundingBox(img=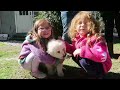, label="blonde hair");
[68,11,105,40]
